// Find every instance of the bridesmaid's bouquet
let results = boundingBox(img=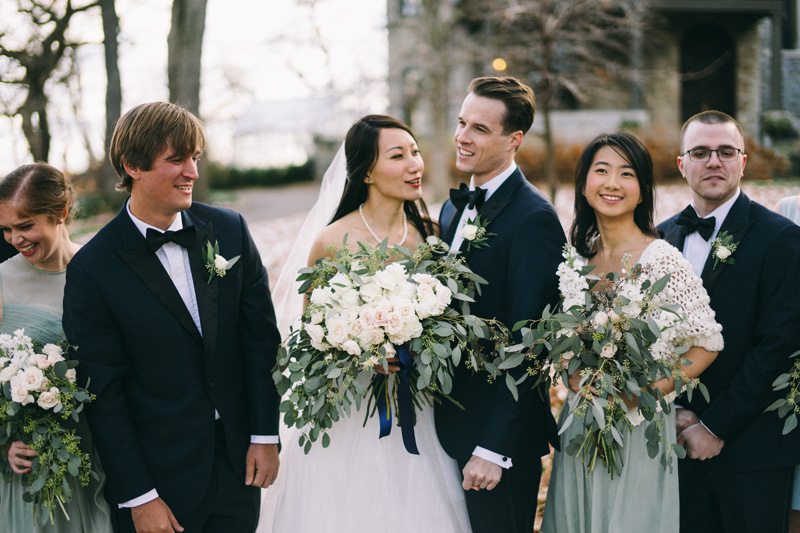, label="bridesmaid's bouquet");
[503,245,707,478]
[273,236,511,453]
[766,349,800,434]
[0,329,95,525]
